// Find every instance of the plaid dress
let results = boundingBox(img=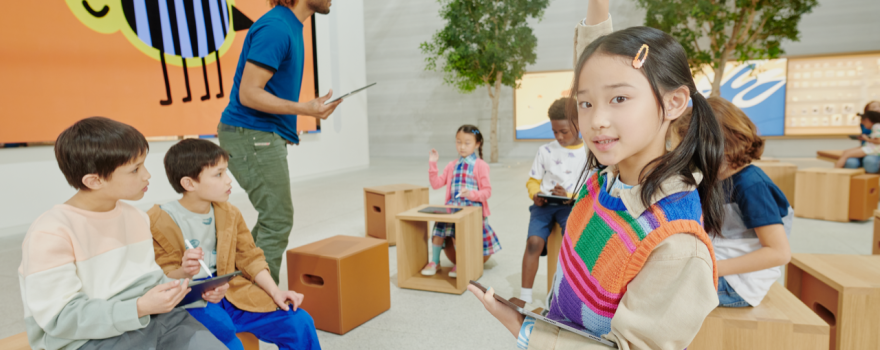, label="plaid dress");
[431,153,502,256]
